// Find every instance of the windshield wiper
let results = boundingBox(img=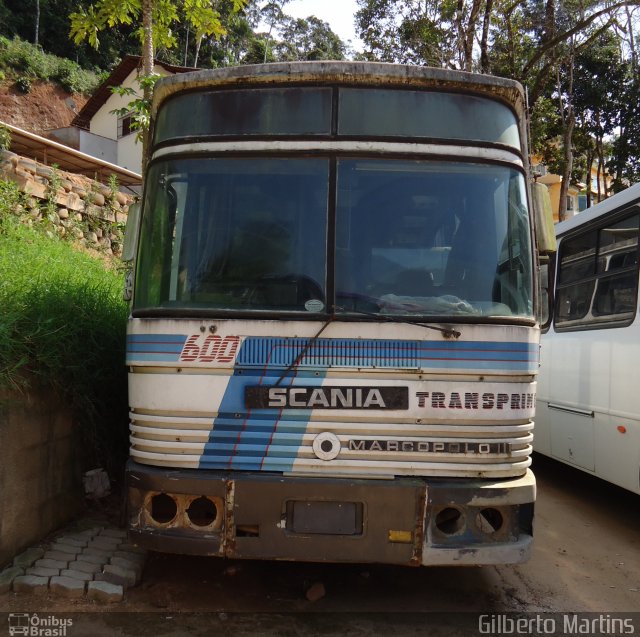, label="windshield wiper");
[332,304,461,339]
[274,314,336,386]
